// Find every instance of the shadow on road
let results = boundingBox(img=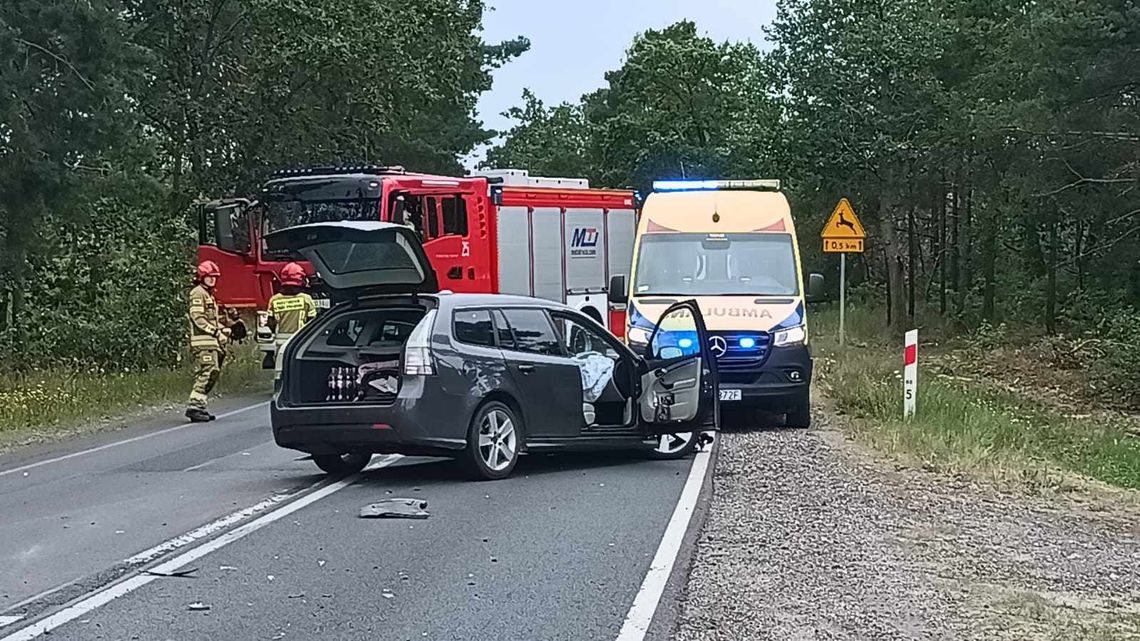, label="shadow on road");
[355,449,672,486]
